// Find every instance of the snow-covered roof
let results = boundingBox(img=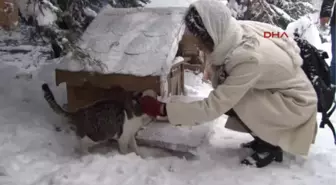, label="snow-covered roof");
[57,5,187,76]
